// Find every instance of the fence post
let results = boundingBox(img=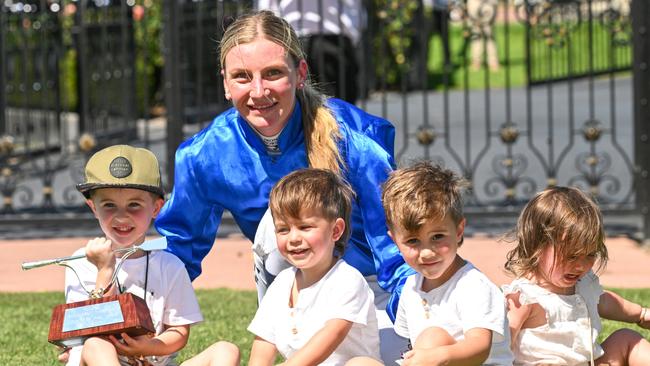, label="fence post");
[162,0,184,191]
[0,5,5,135]
[74,0,90,135]
[632,0,650,244]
